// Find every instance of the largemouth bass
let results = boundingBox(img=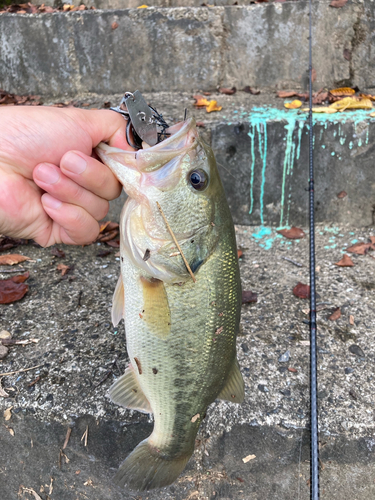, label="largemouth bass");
[96,117,244,491]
